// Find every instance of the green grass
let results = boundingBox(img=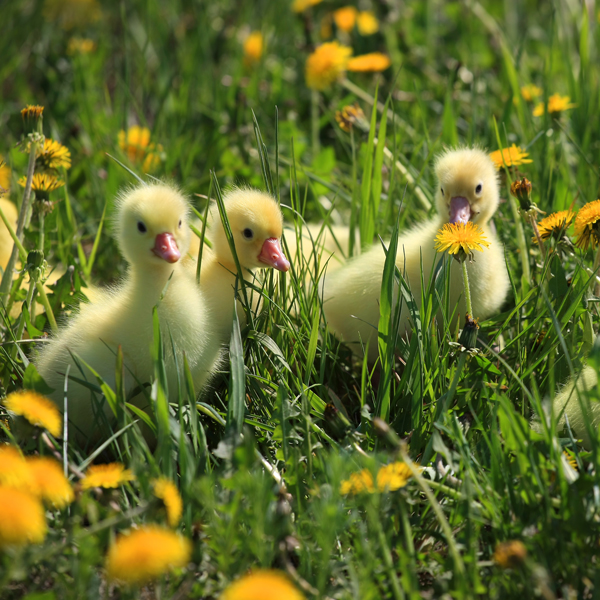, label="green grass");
[1,0,600,598]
